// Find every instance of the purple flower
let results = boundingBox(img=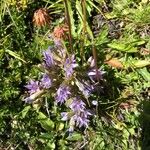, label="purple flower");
[64,55,78,77]
[68,126,74,133]
[54,38,62,48]
[76,80,94,98]
[92,100,98,106]
[24,97,33,104]
[75,115,89,128]
[71,110,91,128]
[88,56,95,68]
[80,110,92,118]
[70,98,85,112]
[23,89,44,104]
[61,98,92,130]
[25,80,40,94]
[88,68,105,81]
[83,85,94,98]
[43,48,54,68]
[58,48,66,58]
[48,34,63,48]
[55,85,71,104]
[61,112,69,121]
[41,74,52,89]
